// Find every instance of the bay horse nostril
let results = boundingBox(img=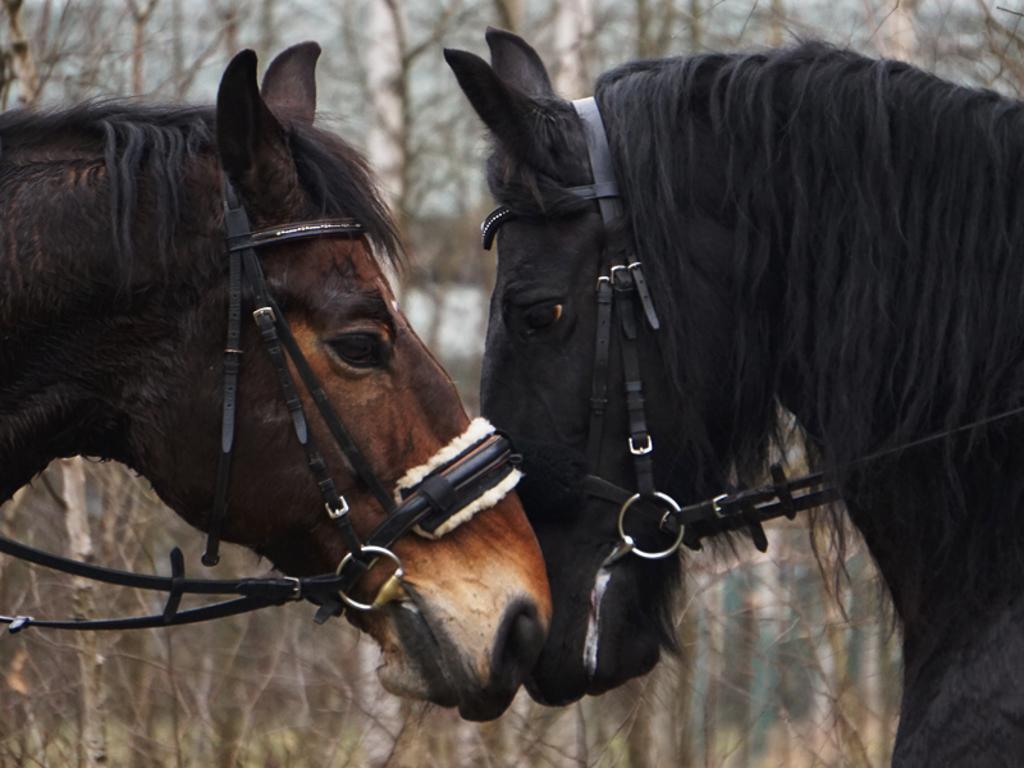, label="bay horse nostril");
[491,600,546,689]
